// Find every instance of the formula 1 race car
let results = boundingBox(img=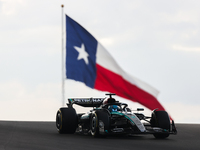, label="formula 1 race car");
[56,93,177,138]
